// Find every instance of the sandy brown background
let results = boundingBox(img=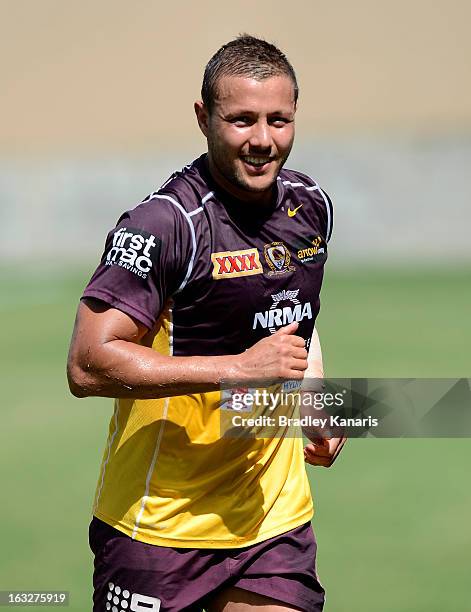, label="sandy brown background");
[2,0,471,155]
